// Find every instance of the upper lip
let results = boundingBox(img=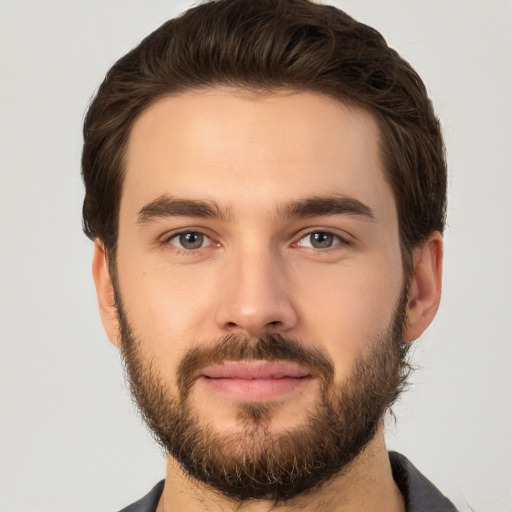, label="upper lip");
[201,361,310,380]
